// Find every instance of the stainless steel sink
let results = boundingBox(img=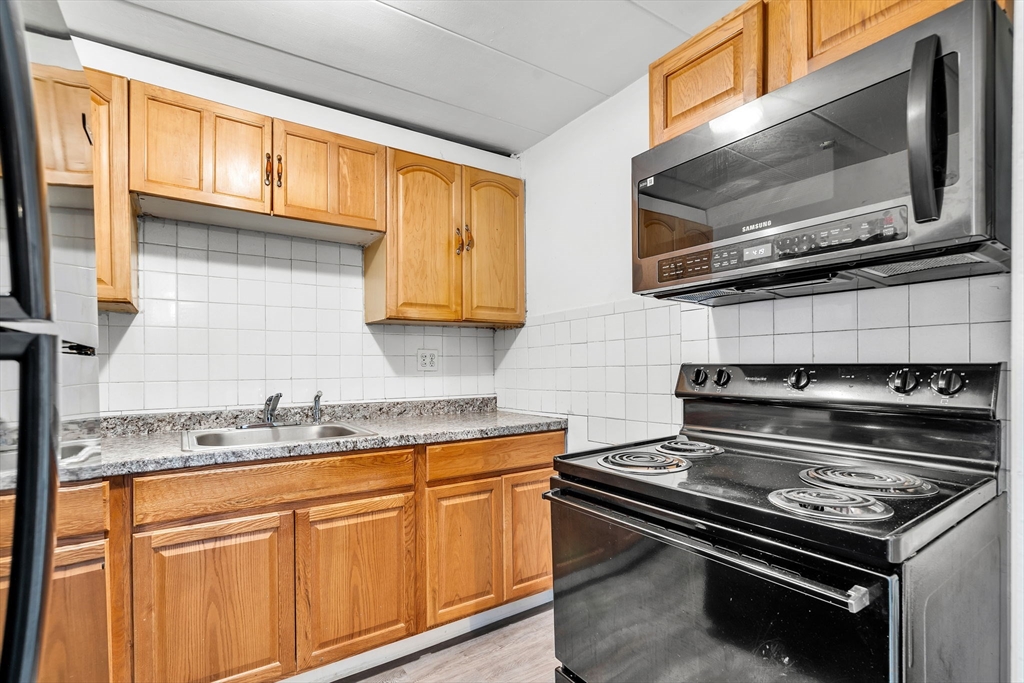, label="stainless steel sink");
[181,422,376,451]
